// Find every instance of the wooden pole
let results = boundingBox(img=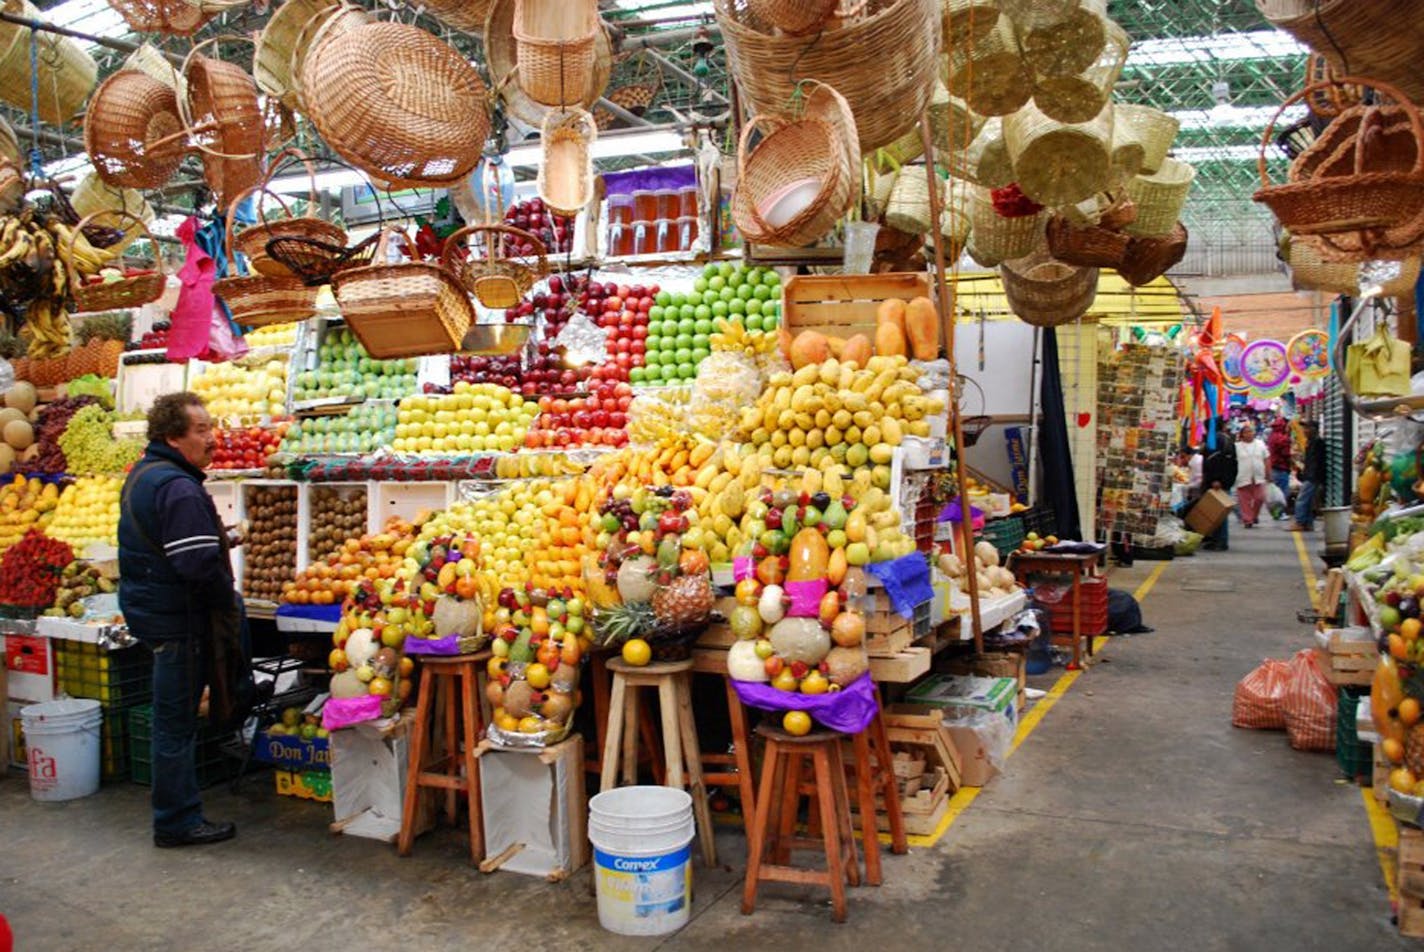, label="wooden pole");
[918,112,984,652]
